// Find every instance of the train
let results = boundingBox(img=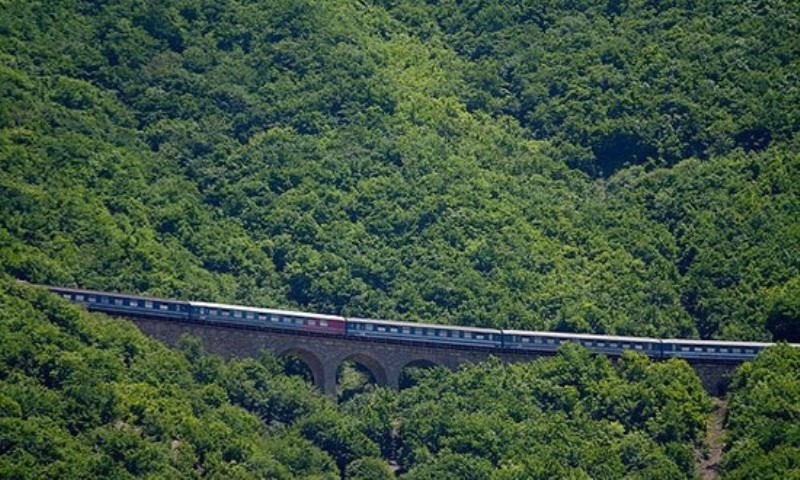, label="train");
[45,285,779,362]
